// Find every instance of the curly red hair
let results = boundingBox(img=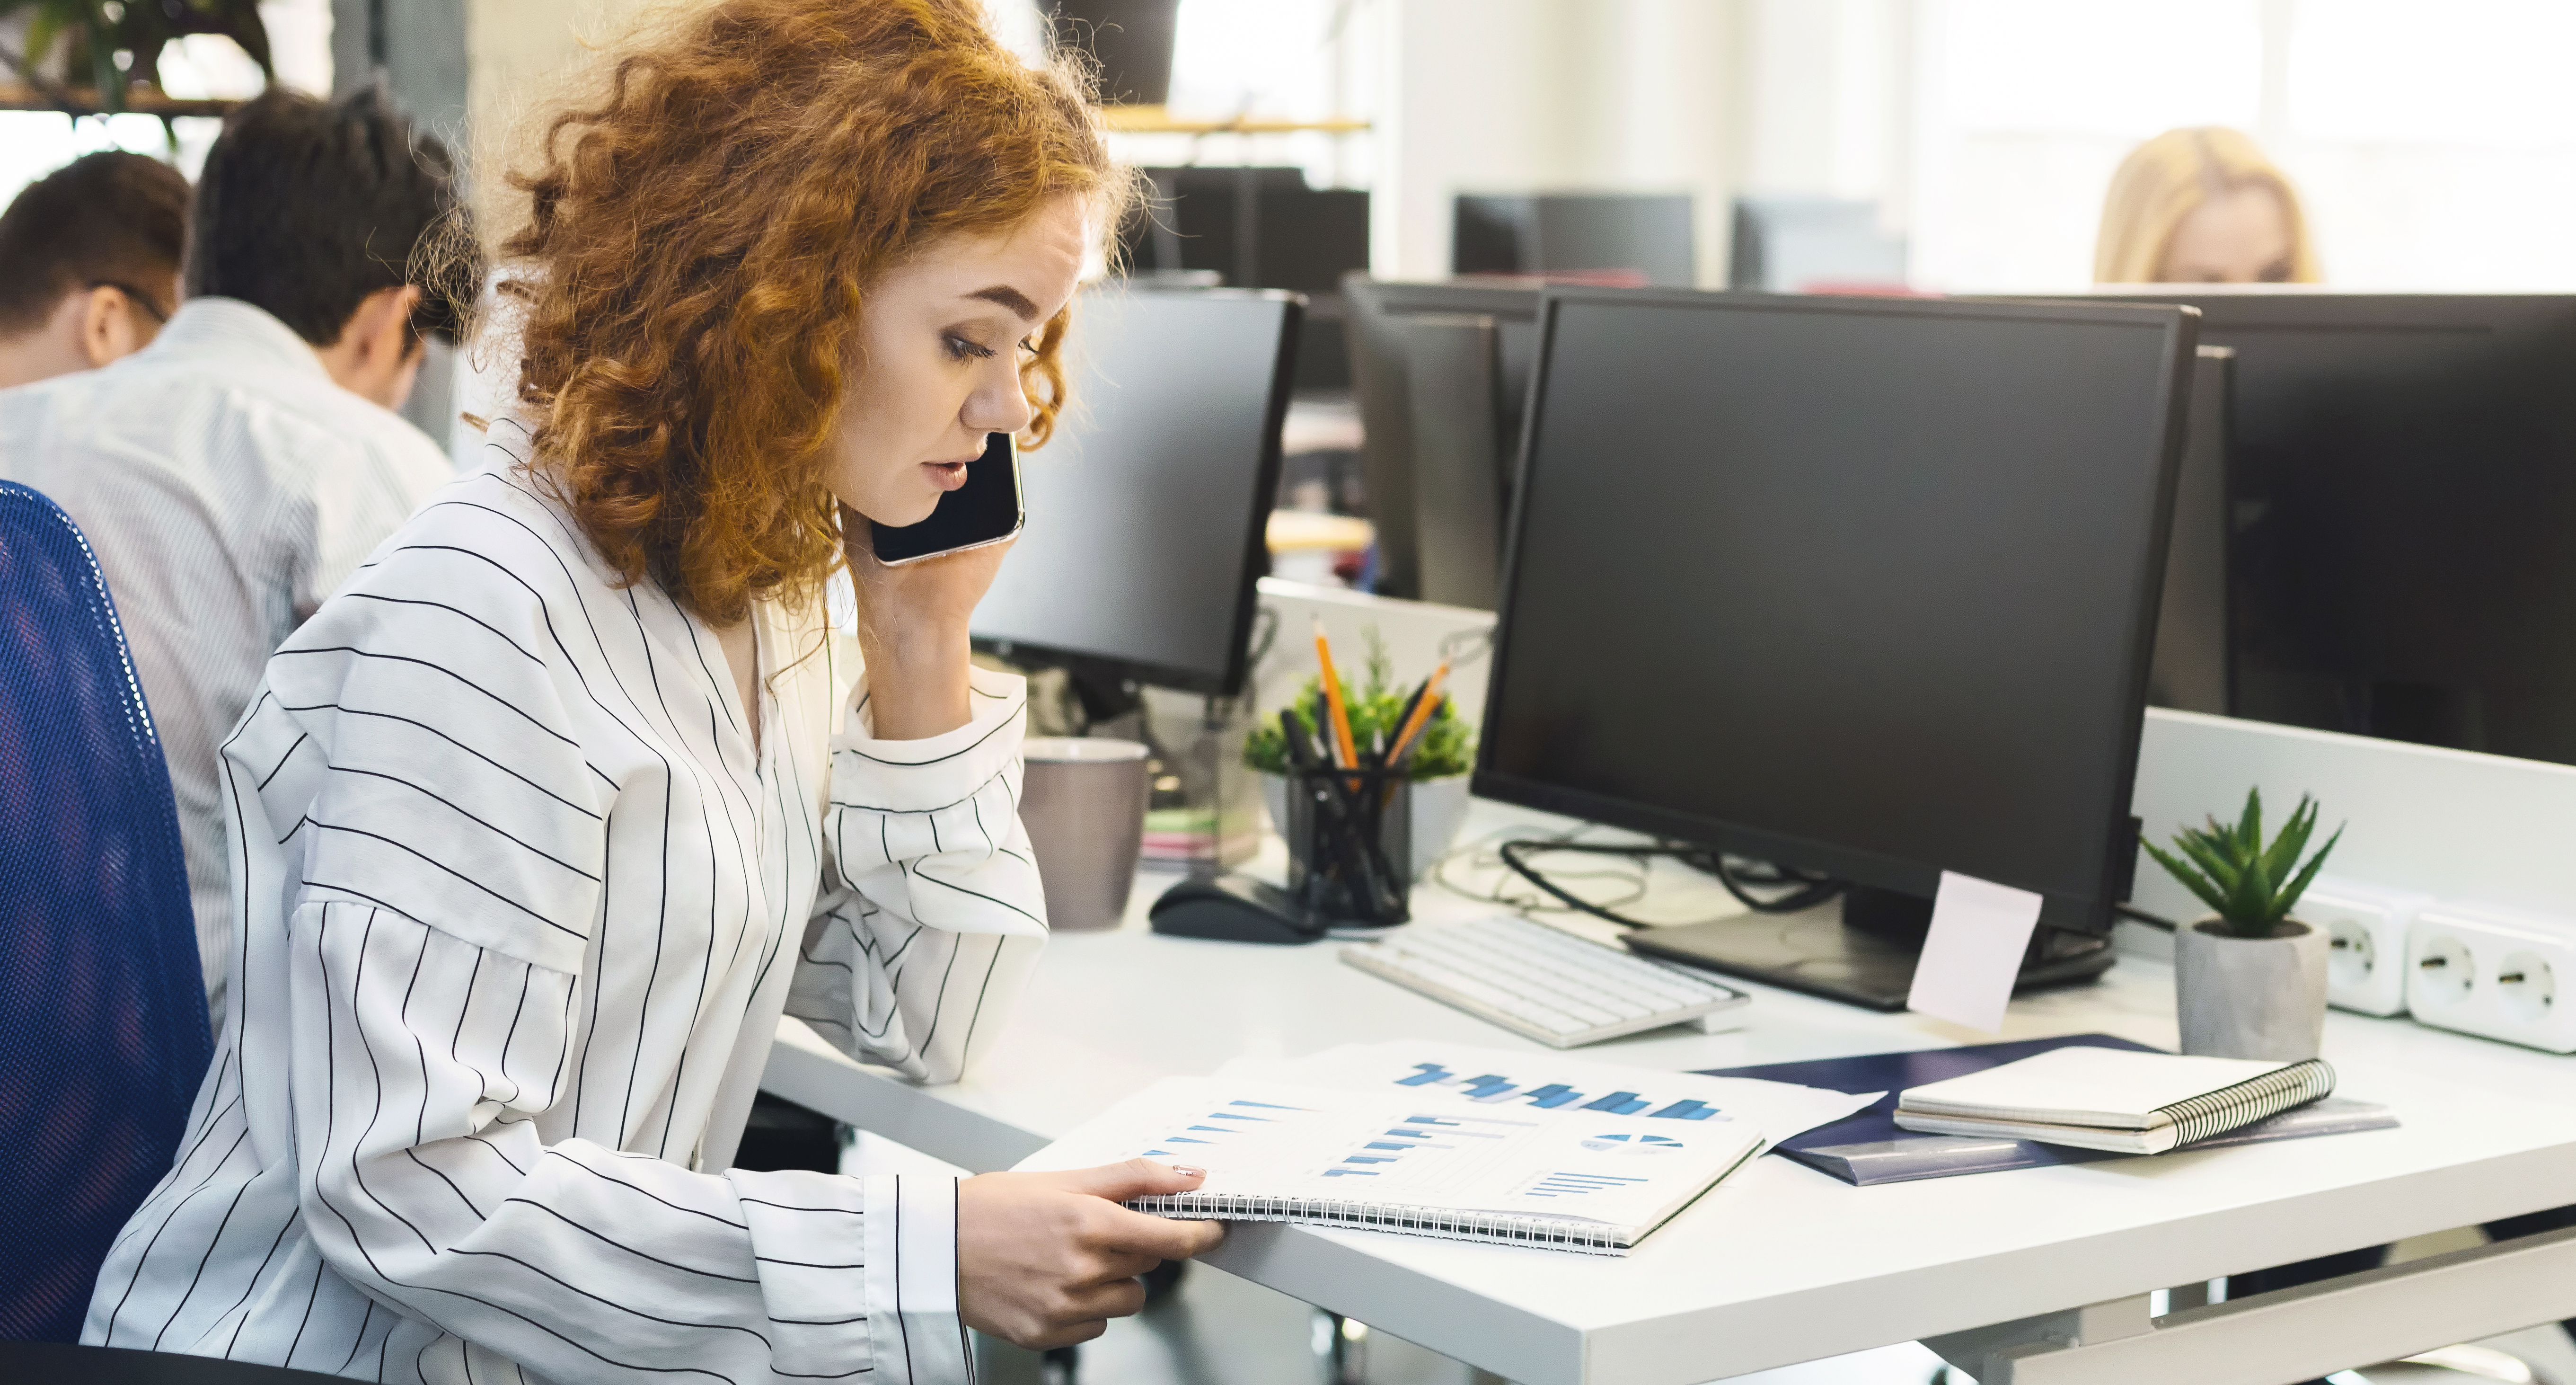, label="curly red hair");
[497,0,1119,624]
